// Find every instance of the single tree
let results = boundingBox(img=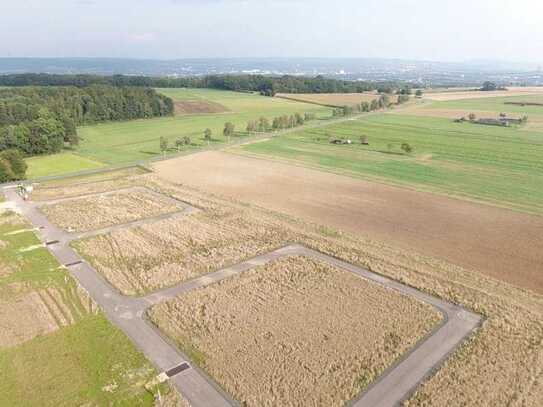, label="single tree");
[204,128,212,145]
[159,136,168,155]
[360,135,369,145]
[175,138,184,151]
[468,113,477,121]
[415,89,423,97]
[401,143,413,154]
[223,122,235,141]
